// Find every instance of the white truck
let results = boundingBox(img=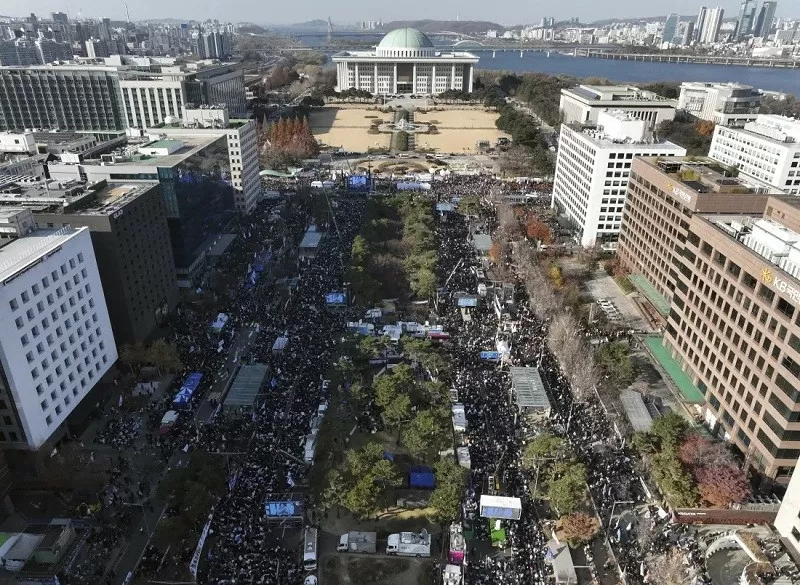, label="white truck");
[386,530,431,557]
[337,531,377,554]
[302,526,318,571]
